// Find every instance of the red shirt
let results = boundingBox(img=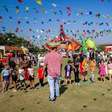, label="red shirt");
[37,67,44,79]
